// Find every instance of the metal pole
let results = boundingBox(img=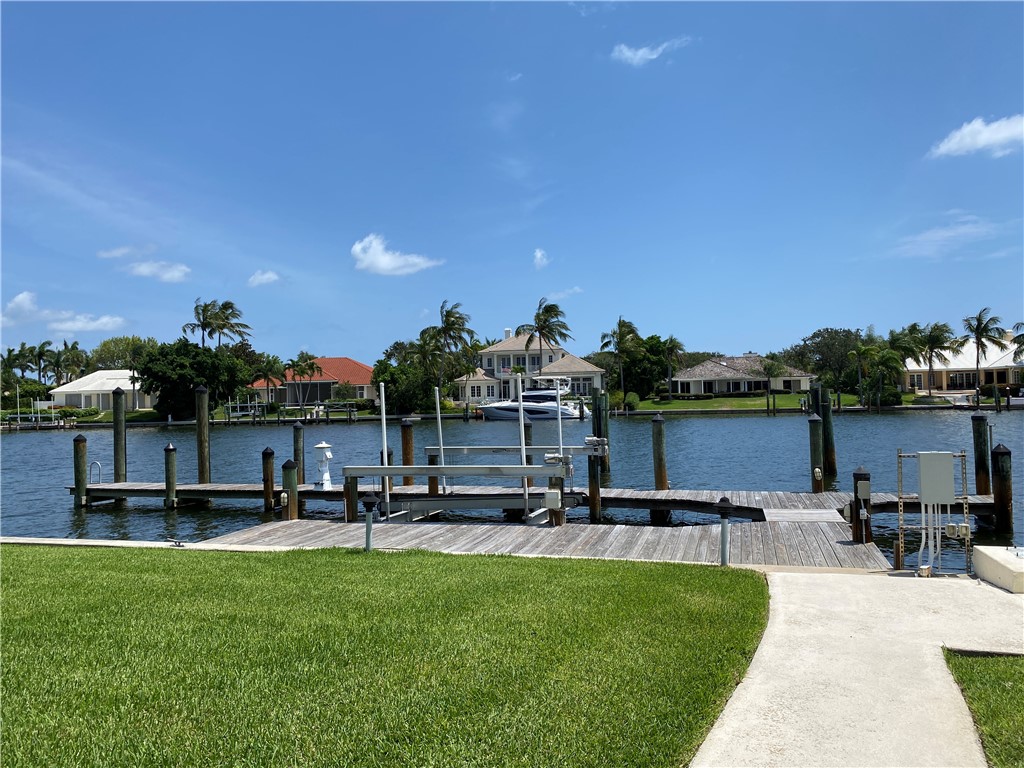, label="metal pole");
[378,382,390,521]
[517,375,528,515]
[434,387,448,493]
